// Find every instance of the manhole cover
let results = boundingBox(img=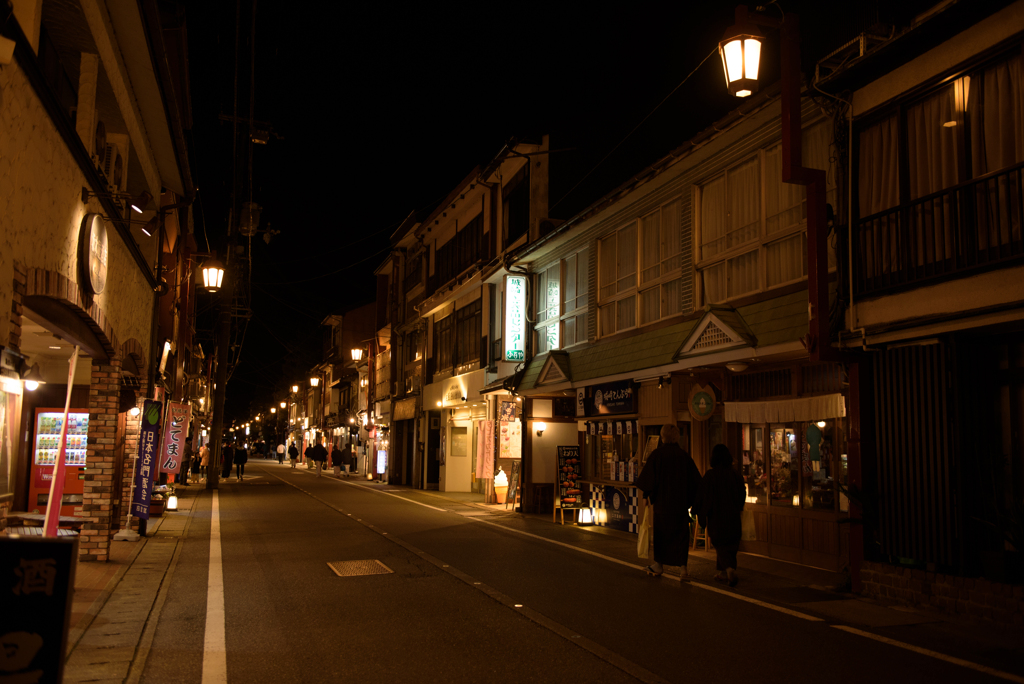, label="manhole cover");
[328,560,393,577]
